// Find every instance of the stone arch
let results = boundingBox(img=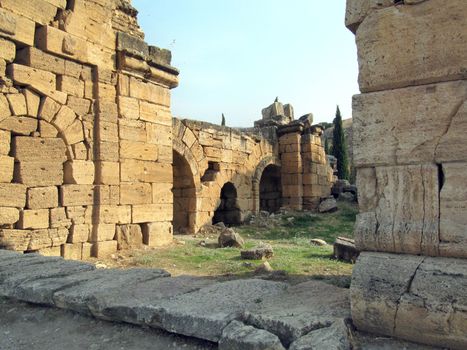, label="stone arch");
[252,156,281,213]
[172,149,197,234]
[259,164,282,213]
[173,138,201,192]
[212,181,241,226]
